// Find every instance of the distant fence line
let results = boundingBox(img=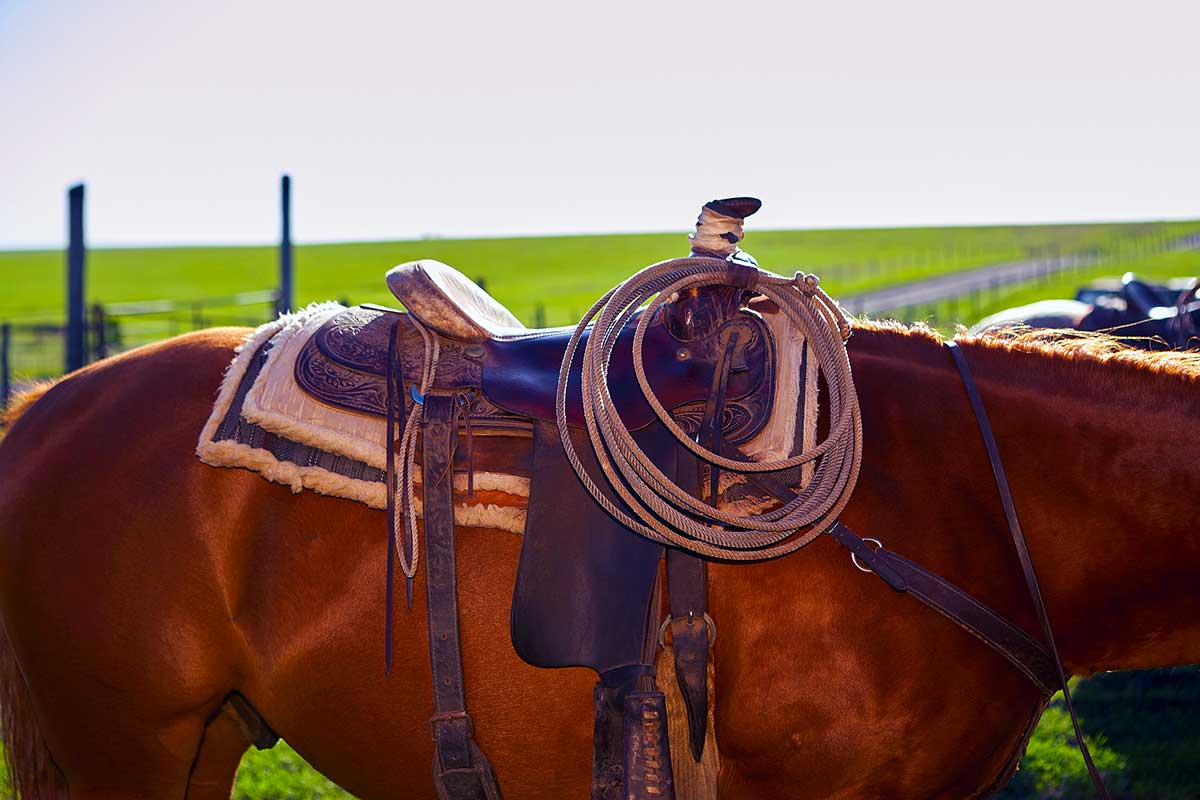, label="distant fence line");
[816,227,1187,301]
[875,227,1200,327]
[1,176,294,407]
[1,290,281,400]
